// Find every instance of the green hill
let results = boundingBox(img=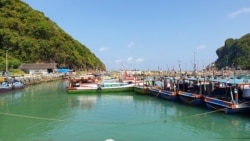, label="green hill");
[215,33,250,70]
[0,0,105,71]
